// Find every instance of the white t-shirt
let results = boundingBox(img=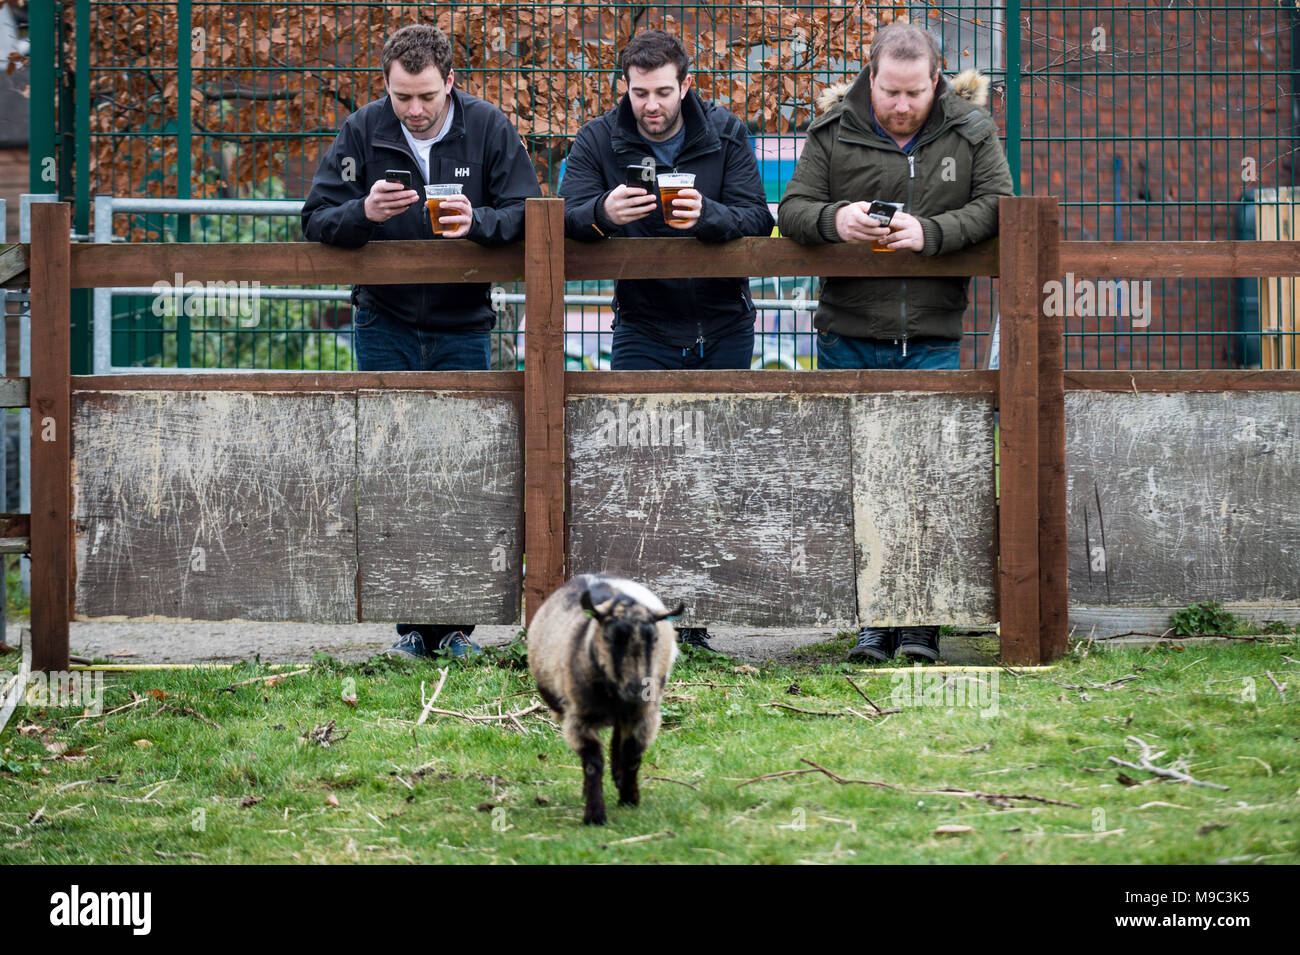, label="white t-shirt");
[400,100,455,182]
